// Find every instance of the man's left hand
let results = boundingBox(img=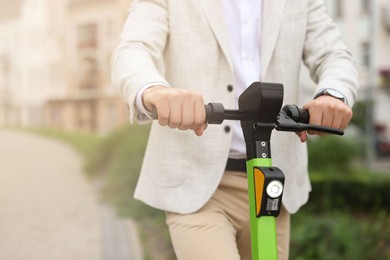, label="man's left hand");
[297,95,353,142]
